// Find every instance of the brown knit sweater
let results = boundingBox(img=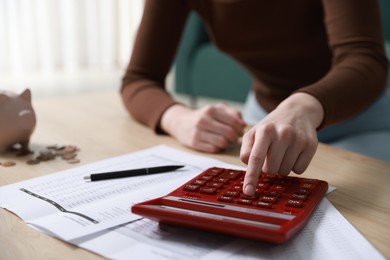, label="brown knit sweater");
[121,0,388,131]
